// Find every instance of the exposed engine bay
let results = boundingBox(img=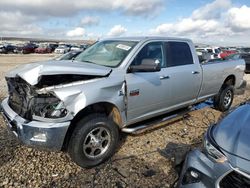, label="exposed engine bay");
[6,74,104,120]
